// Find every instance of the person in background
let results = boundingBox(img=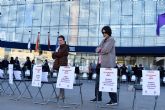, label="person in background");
[35,50,45,65]
[14,57,21,71]
[90,26,118,106]
[31,59,35,66]
[127,65,132,82]
[133,64,138,82]
[10,57,15,64]
[0,60,3,70]
[138,64,143,83]
[52,35,69,99]
[23,57,32,79]
[120,64,127,76]
[158,65,164,86]
[2,56,9,70]
[120,64,128,82]
[88,63,93,80]
[42,59,50,73]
